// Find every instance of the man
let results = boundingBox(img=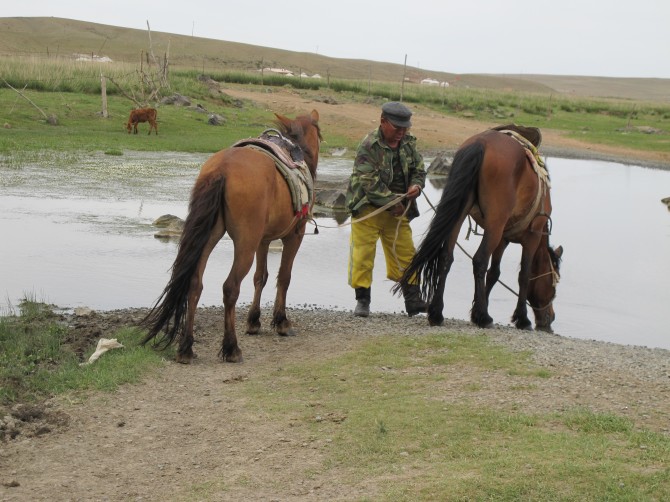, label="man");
[345,101,428,317]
